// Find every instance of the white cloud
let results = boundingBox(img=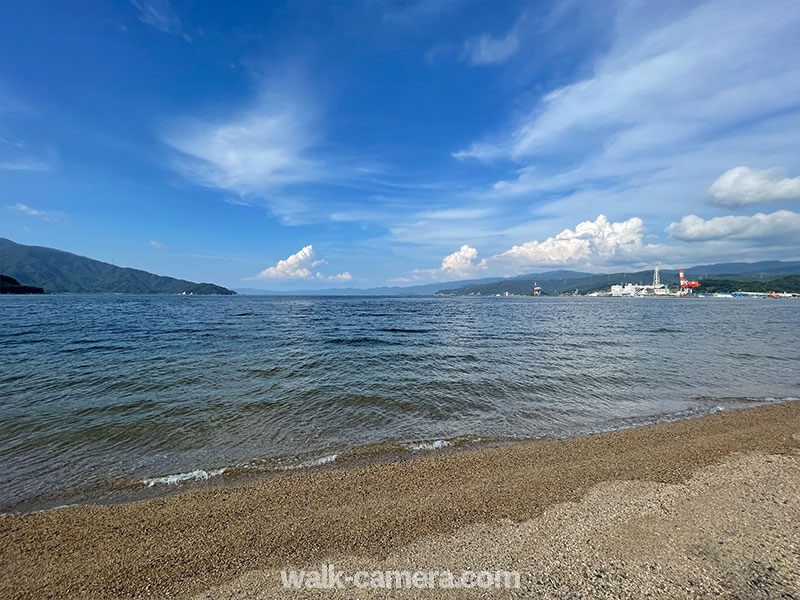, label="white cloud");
[0,159,49,171]
[452,142,504,162]
[411,244,487,280]
[416,207,495,220]
[511,2,798,160]
[131,0,183,36]
[409,215,657,280]
[496,215,648,269]
[707,166,800,207]
[453,0,800,222]
[383,1,454,25]
[9,203,58,221]
[251,245,352,281]
[441,244,484,276]
[164,96,318,197]
[327,271,353,282]
[254,245,315,280]
[0,133,53,172]
[149,240,168,250]
[462,31,519,66]
[667,210,800,242]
